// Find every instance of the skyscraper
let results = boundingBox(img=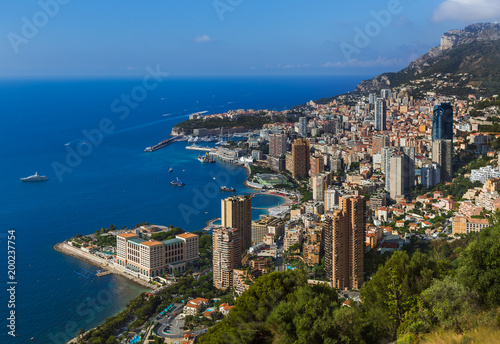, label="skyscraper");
[324,196,366,290]
[385,146,415,199]
[221,195,252,251]
[432,103,453,182]
[290,138,310,178]
[432,139,453,182]
[375,99,387,131]
[310,155,325,177]
[298,117,308,137]
[269,133,287,157]
[432,103,453,141]
[389,153,407,200]
[213,227,241,290]
[381,89,391,100]
[421,163,441,189]
[312,173,328,202]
